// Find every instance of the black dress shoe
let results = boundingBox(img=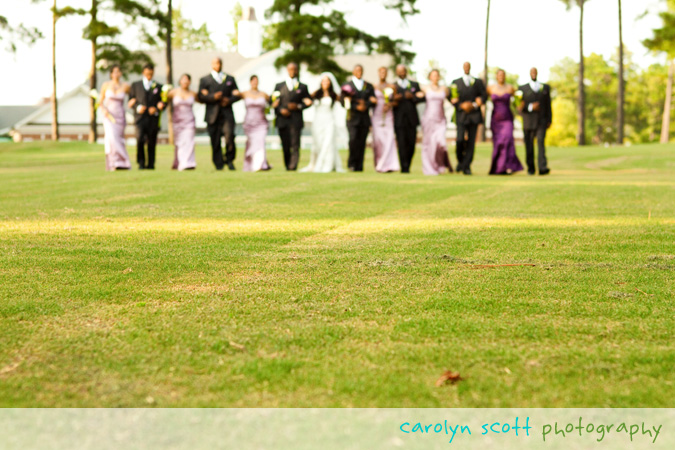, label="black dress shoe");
[227,162,236,171]
[456,164,463,173]
[528,171,536,176]
[463,168,472,175]
[215,166,224,171]
[539,169,550,176]
[138,166,146,170]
